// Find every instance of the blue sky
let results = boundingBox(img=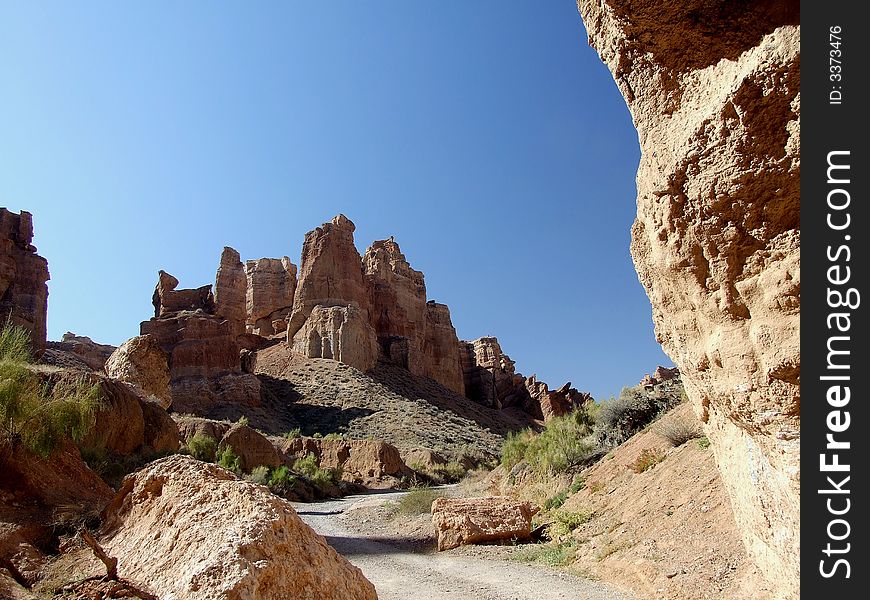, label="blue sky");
[0,1,672,400]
